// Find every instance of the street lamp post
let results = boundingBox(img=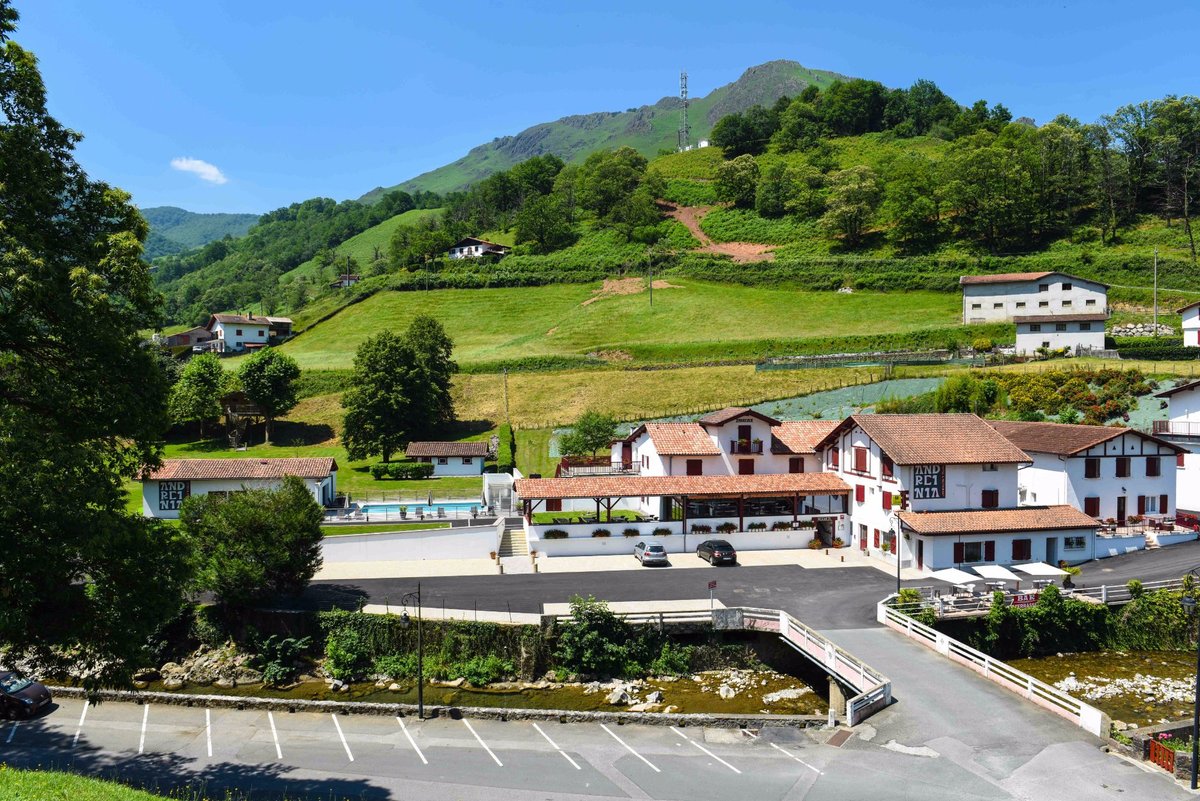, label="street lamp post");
[1182,573,1199,790]
[399,582,424,720]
